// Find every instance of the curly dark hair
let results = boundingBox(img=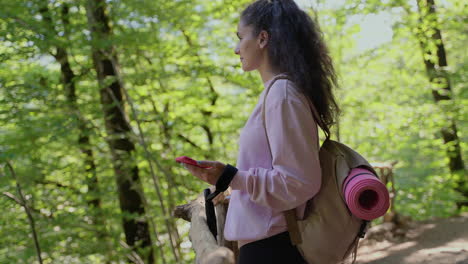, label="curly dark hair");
[241,0,340,138]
